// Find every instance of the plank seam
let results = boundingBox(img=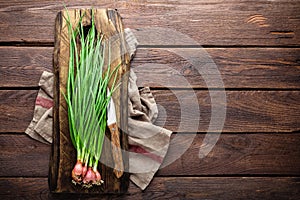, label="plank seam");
[0,42,54,47]
[1,87,300,91]
[1,43,300,48]
[1,132,300,135]
[0,87,40,90]
[146,87,300,91]
[138,45,300,48]
[1,175,300,179]
[155,174,300,178]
